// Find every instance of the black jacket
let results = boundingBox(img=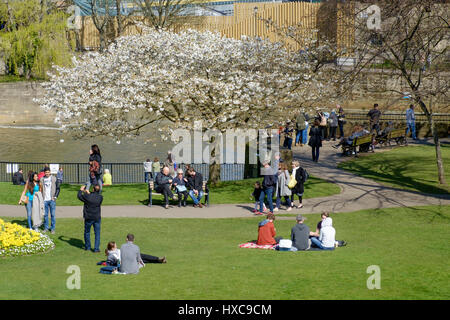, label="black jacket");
[187,172,203,191]
[308,127,323,148]
[292,167,306,195]
[12,172,24,185]
[77,190,103,221]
